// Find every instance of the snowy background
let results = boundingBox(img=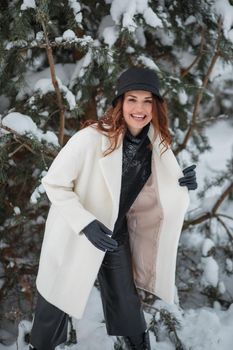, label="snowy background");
[0,0,233,349]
